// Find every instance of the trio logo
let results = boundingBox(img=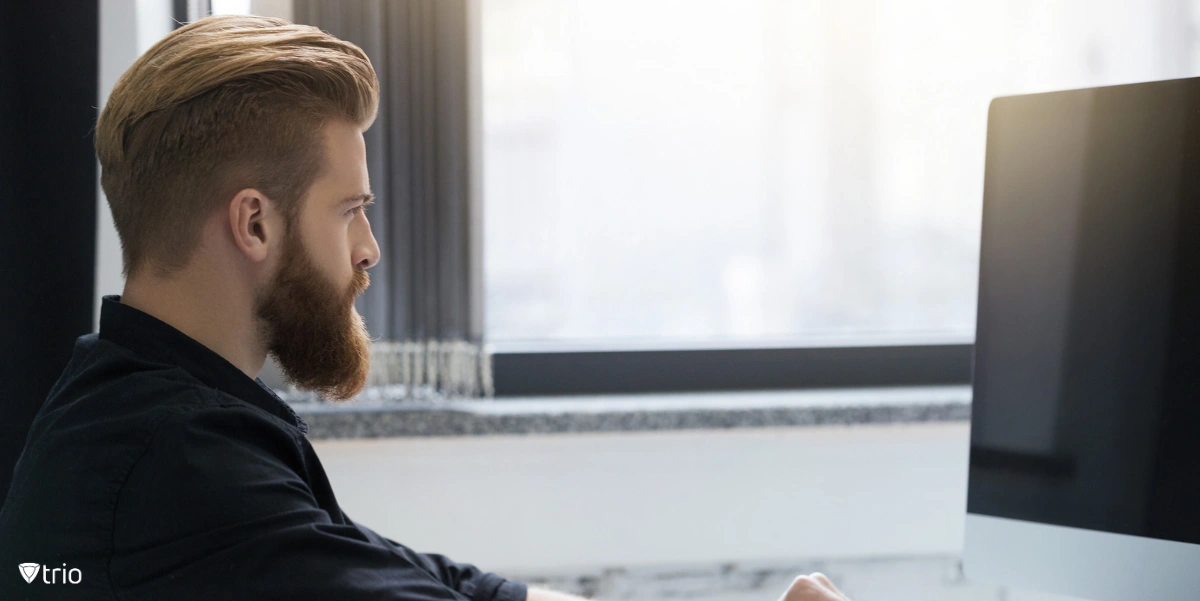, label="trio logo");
[18,562,82,584]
